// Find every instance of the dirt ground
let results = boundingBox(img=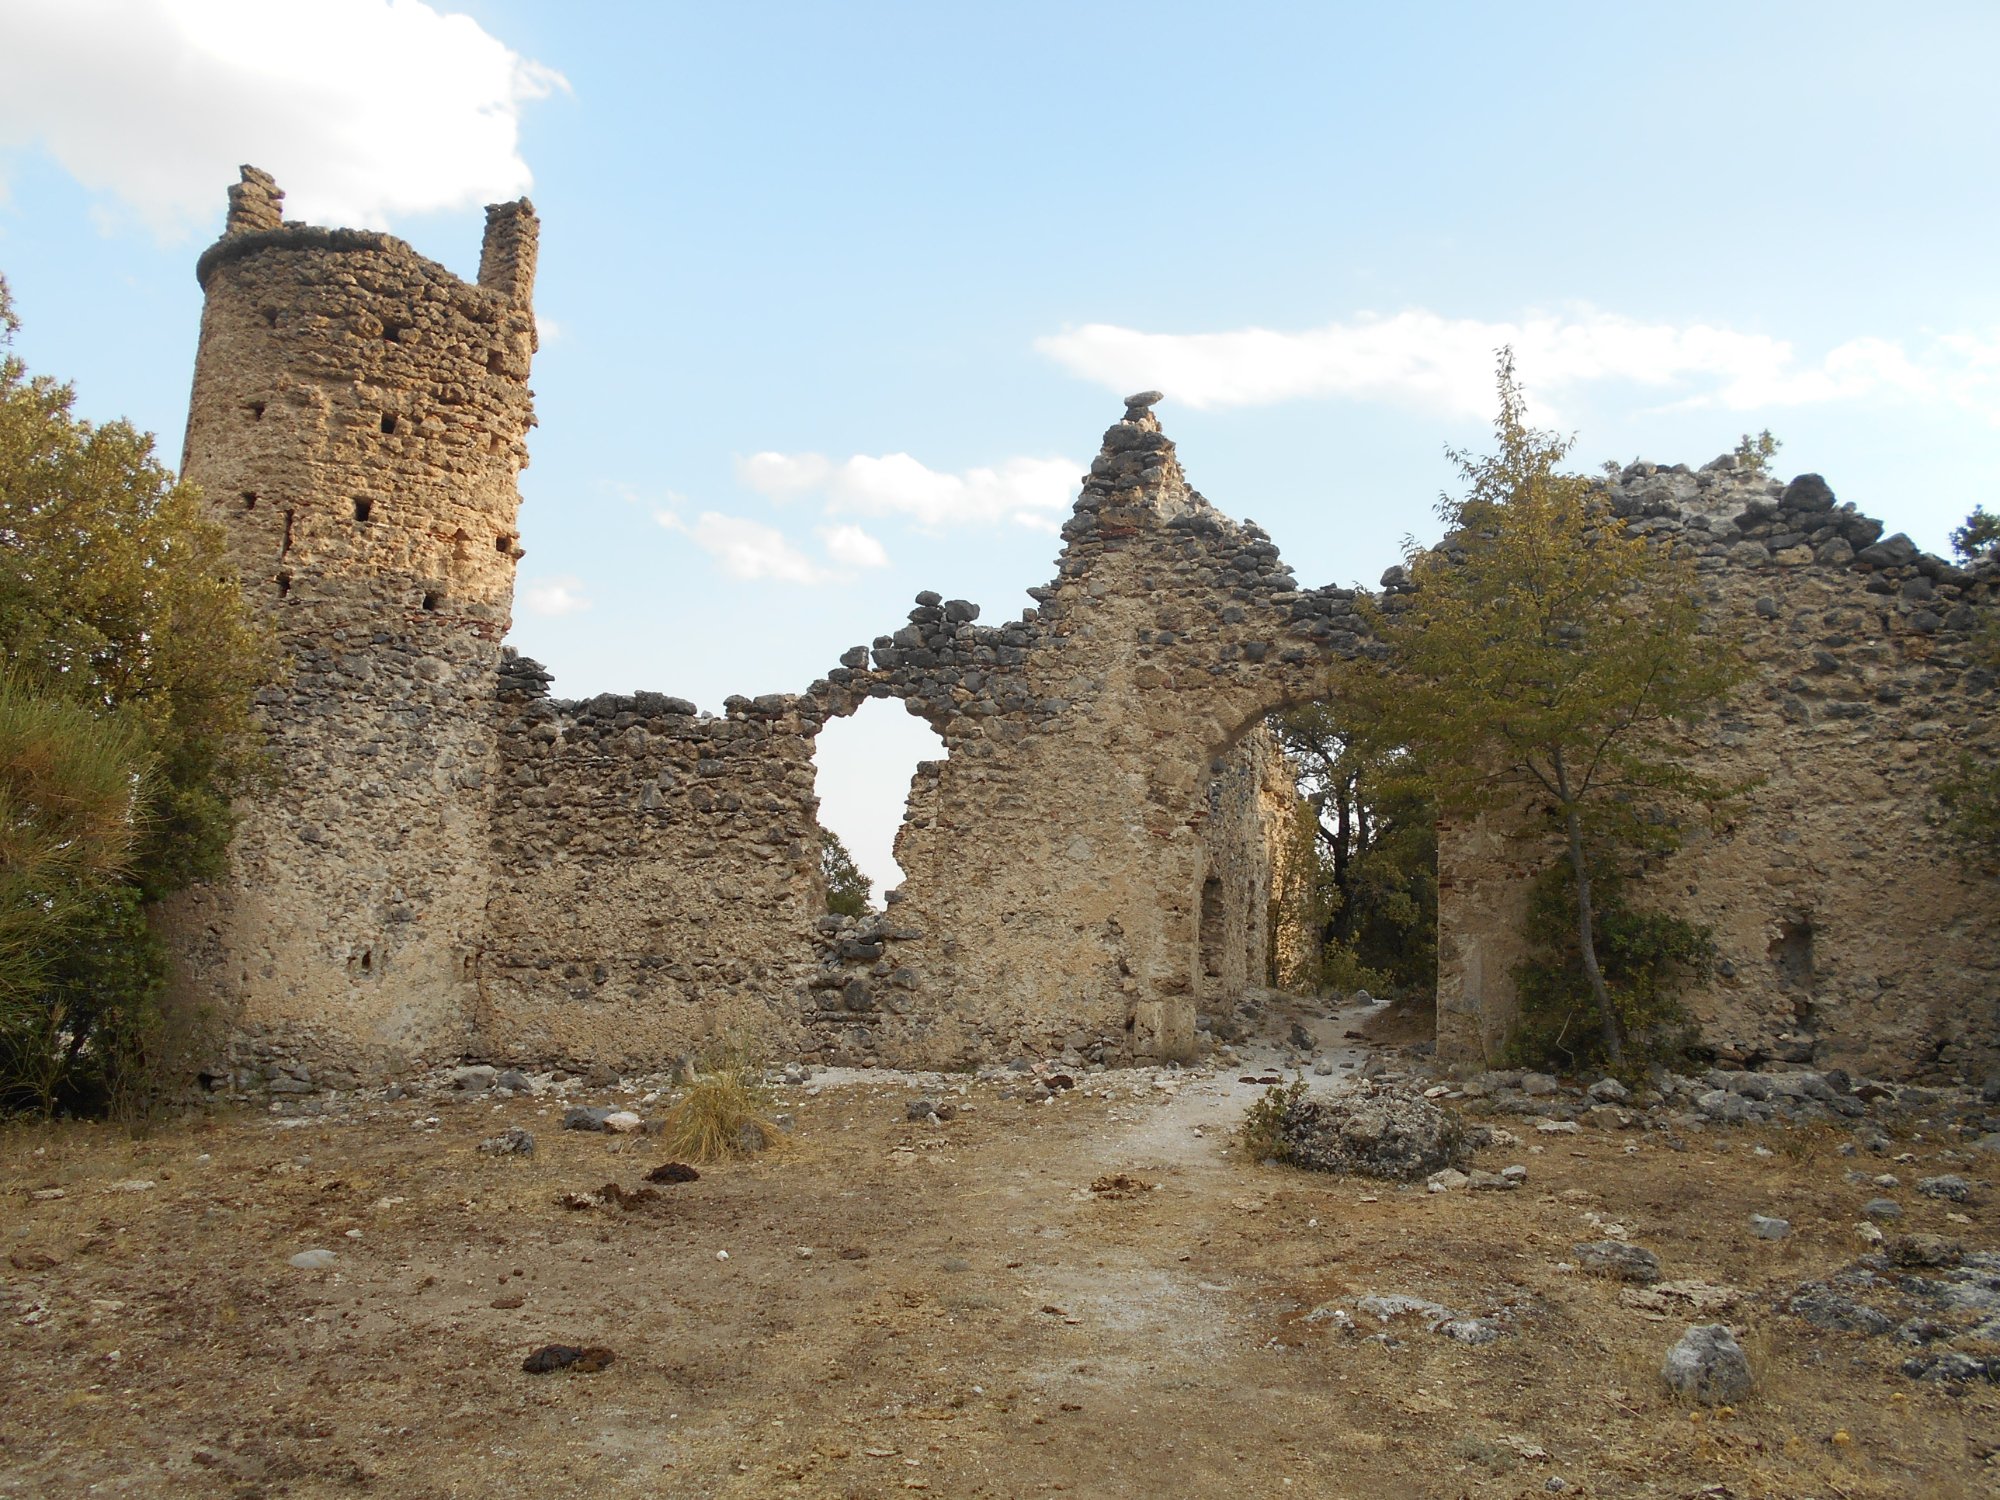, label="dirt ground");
[2,1003,1995,1499]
